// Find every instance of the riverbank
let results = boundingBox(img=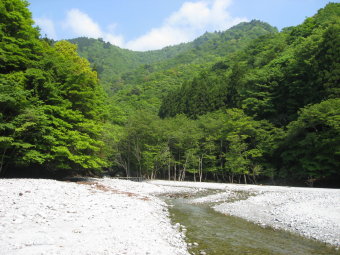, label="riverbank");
[1,179,339,254]
[0,179,190,255]
[149,180,340,248]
